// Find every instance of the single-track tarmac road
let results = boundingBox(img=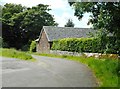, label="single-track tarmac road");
[2,55,98,87]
